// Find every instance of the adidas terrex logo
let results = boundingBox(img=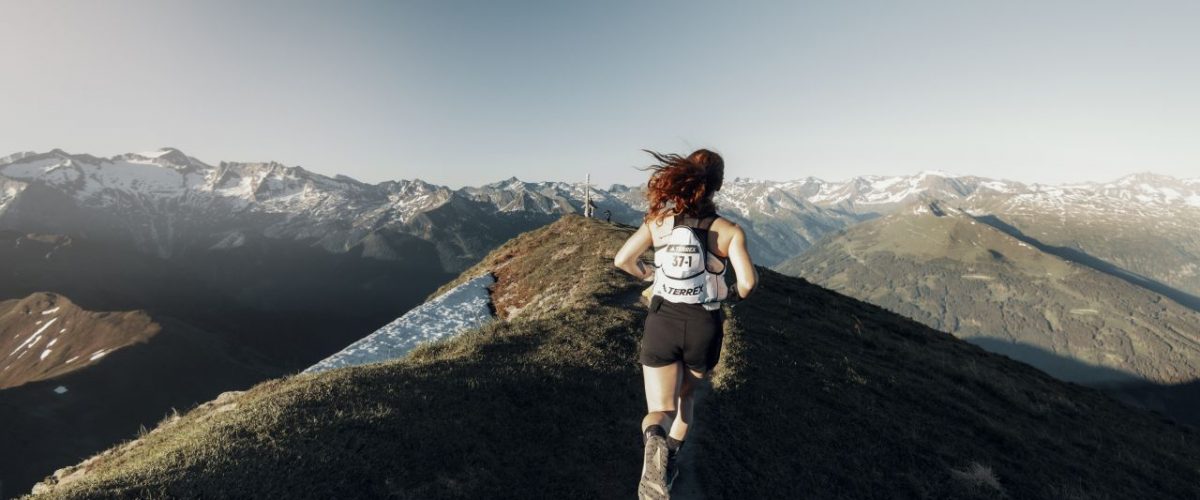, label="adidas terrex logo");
[666,244,700,253]
[660,283,704,296]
